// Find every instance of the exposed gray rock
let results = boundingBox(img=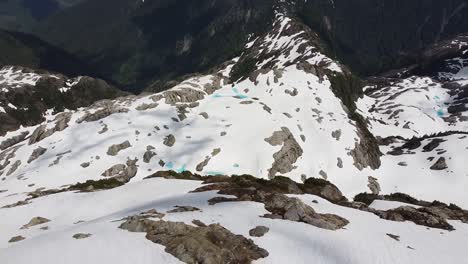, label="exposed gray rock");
[163,88,205,105]
[101,158,138,183]
[163,135,176,147]
[348,123,381,170]
[167,206,201,213]
[367,176,381,195]
[199,112,209,119]
[27,147,47,163]
[332,130,342,141]
[107,141,131,156]
[386,233,400,241]
[192,219,207,227]
[80,162,90,168]
[196,157,211,172]
[430,157,448,170]
[6,160,21,176]
[285,88,298,96]
[211,148,221,156]
[98,124,108,134]
[76,106,129,123]
[265,127,303,179]
[102,164,126,177]
[319,170,328,180]
[29,112,72,144]
[337,157,343,168]
[0,132,29,150]
[143,149,156,163]
[72,233,92,239]
[249,226,269,237]
[21,217,50,229]
[263,193,348,230]
[423,139,446,152]
[377,206,454,230]
[136,103,159,111]
[119,217,268,263]
[8,236,25,243]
